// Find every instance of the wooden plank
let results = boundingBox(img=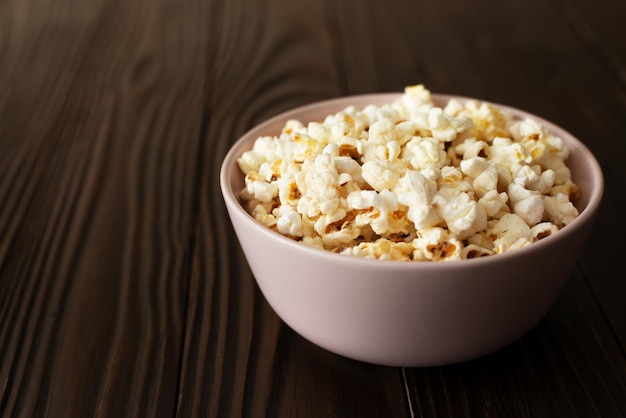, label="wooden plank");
[0,0,211,415]
[545,0,626,352]
[546,0,626,88]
